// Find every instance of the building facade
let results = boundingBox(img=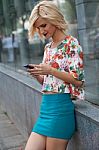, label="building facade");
[0,1,99,149]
